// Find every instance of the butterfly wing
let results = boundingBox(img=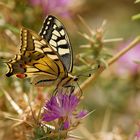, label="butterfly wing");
[6,54,26,77]
[39,15,73,73]
[6,28,67,85]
